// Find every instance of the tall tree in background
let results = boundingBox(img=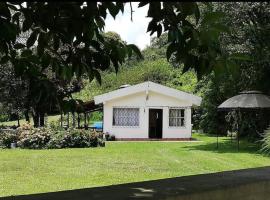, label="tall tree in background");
[199,2,270,137]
